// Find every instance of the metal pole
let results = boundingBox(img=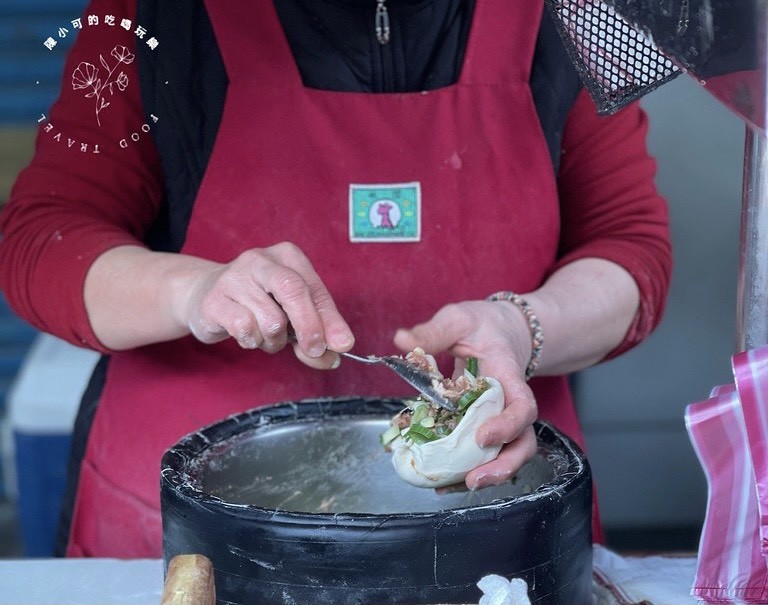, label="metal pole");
[736,126,768,352]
